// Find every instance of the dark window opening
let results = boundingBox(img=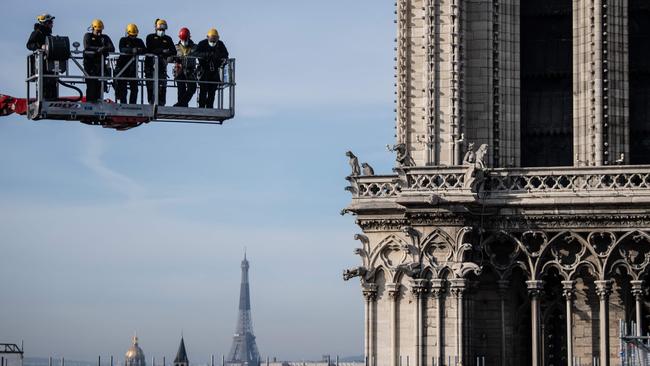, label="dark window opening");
[629,0,650,164]
[520,0,573,167]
